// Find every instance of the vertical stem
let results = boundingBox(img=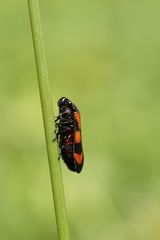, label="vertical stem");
[27,1,70,239]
